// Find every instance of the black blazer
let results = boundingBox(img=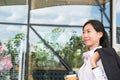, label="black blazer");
[96,48,120,80]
